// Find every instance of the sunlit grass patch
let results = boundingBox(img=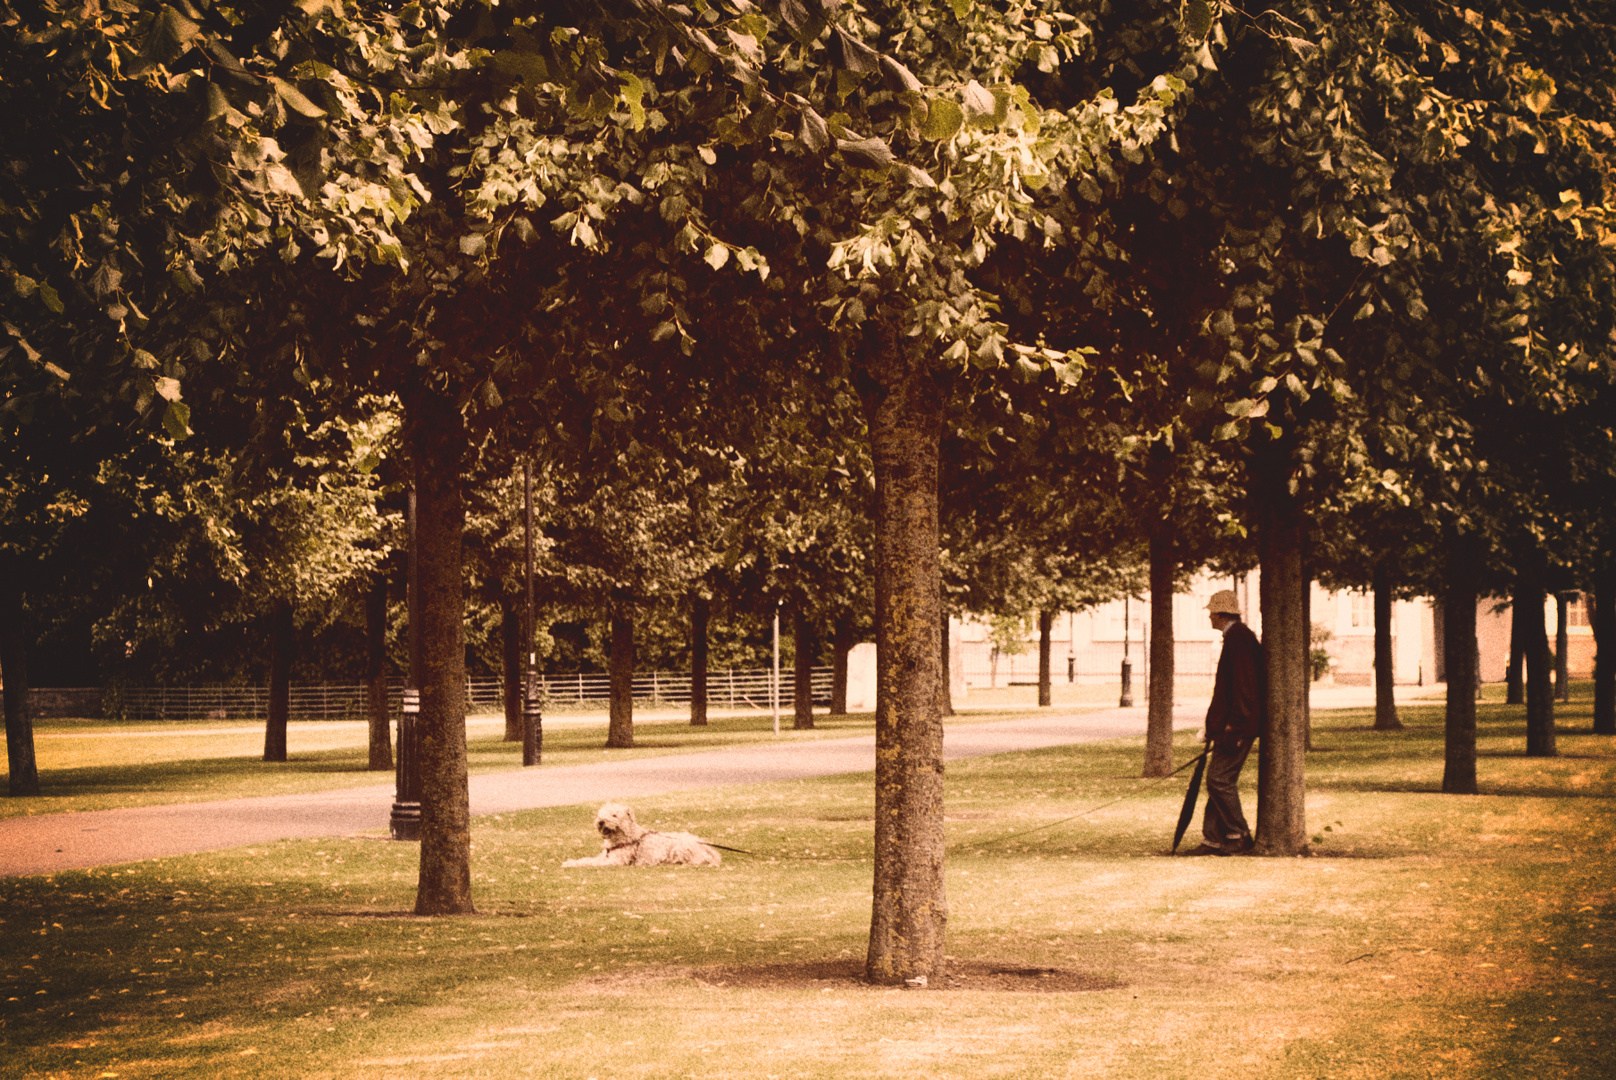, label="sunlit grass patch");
[1,689,1611,1078]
